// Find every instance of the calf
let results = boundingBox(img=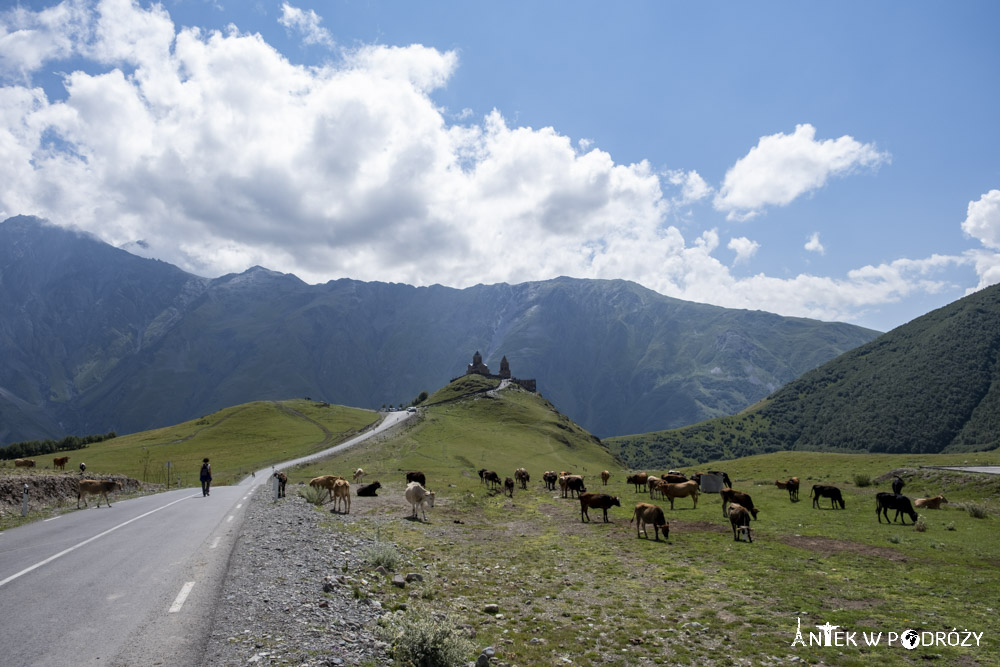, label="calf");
[504,477,515,497]
[579,492,621,522]
[543,471,558,491]
[875,492,918,524]
[728,503,753,542]
[626,472,648,492]
[720,487,759,519]
[53,456,70,470]
[77,479,121,508]
[356,481,381,496]
[333,479,351,514]
[914,494,947,509]
[353,468,365,483]
[405,481,435,521]
[273,471,287,497]
[631,503,669,541]
[811,484,846,509]
[405,471,426,487]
